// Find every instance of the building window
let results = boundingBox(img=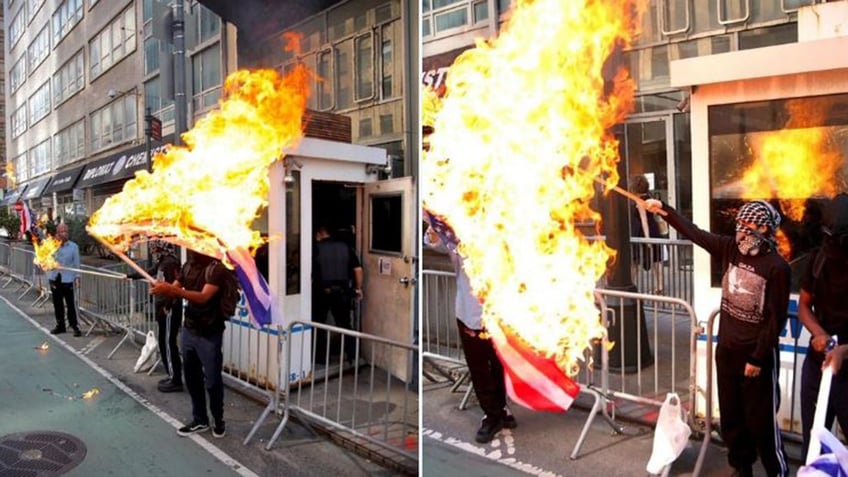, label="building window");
[53,49,85,105]
[89,6,137,79]
[52,0,84,46]
[12,105,28,138]
[708,93,848,289]
[359,117,372,138]
[380,113,393,135]
[13,153,29,184]
[336,44,353,109]
[423,0,488,37]
[317,50,334,110]
[29,81,51,125]
[11,57,27,93]
[144,76,175,123]
[27,0,45,23]
[90,96,138,152]
[193,3,221,45]
[54,120,86,167]
[380,25,395,99]
[29,139,52,177]
[28,25,50,72]
[191,44,222,113]
[354,34,374,101]
[10,8,26,48]
[739,23,797,51]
